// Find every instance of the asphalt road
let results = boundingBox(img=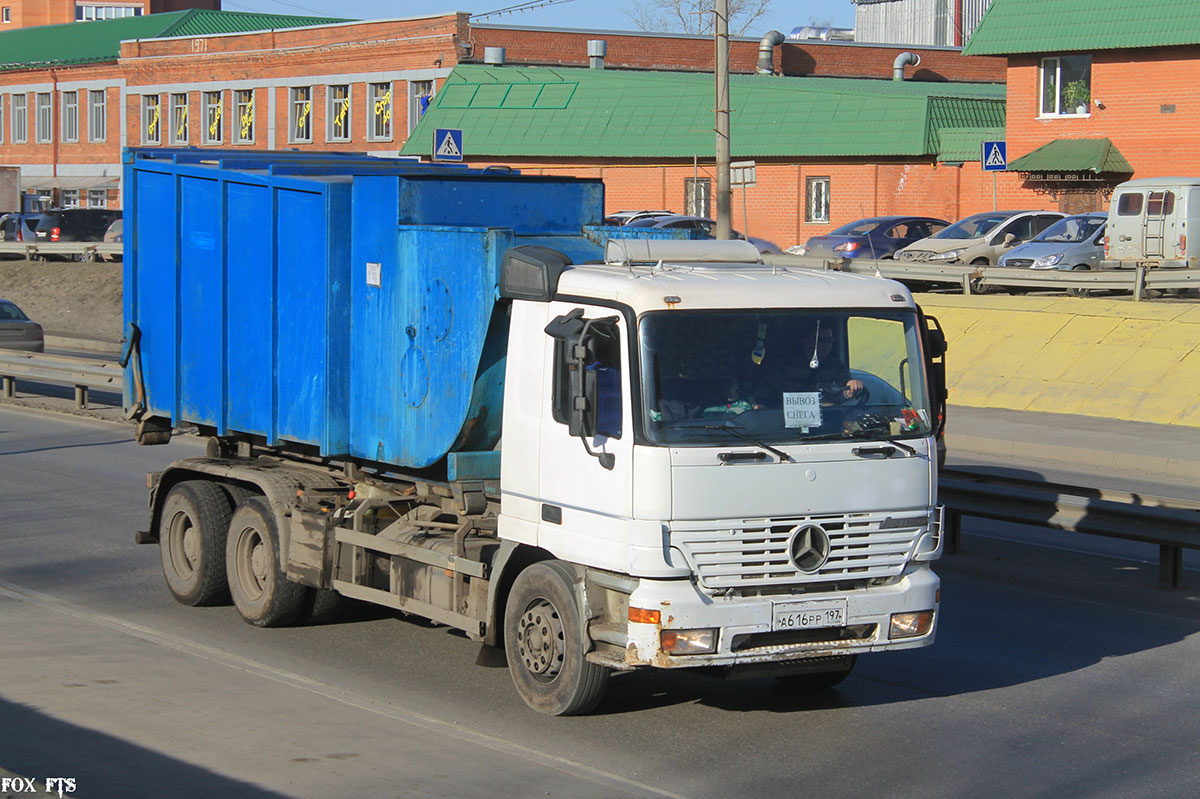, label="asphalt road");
[2,407,1199,798]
